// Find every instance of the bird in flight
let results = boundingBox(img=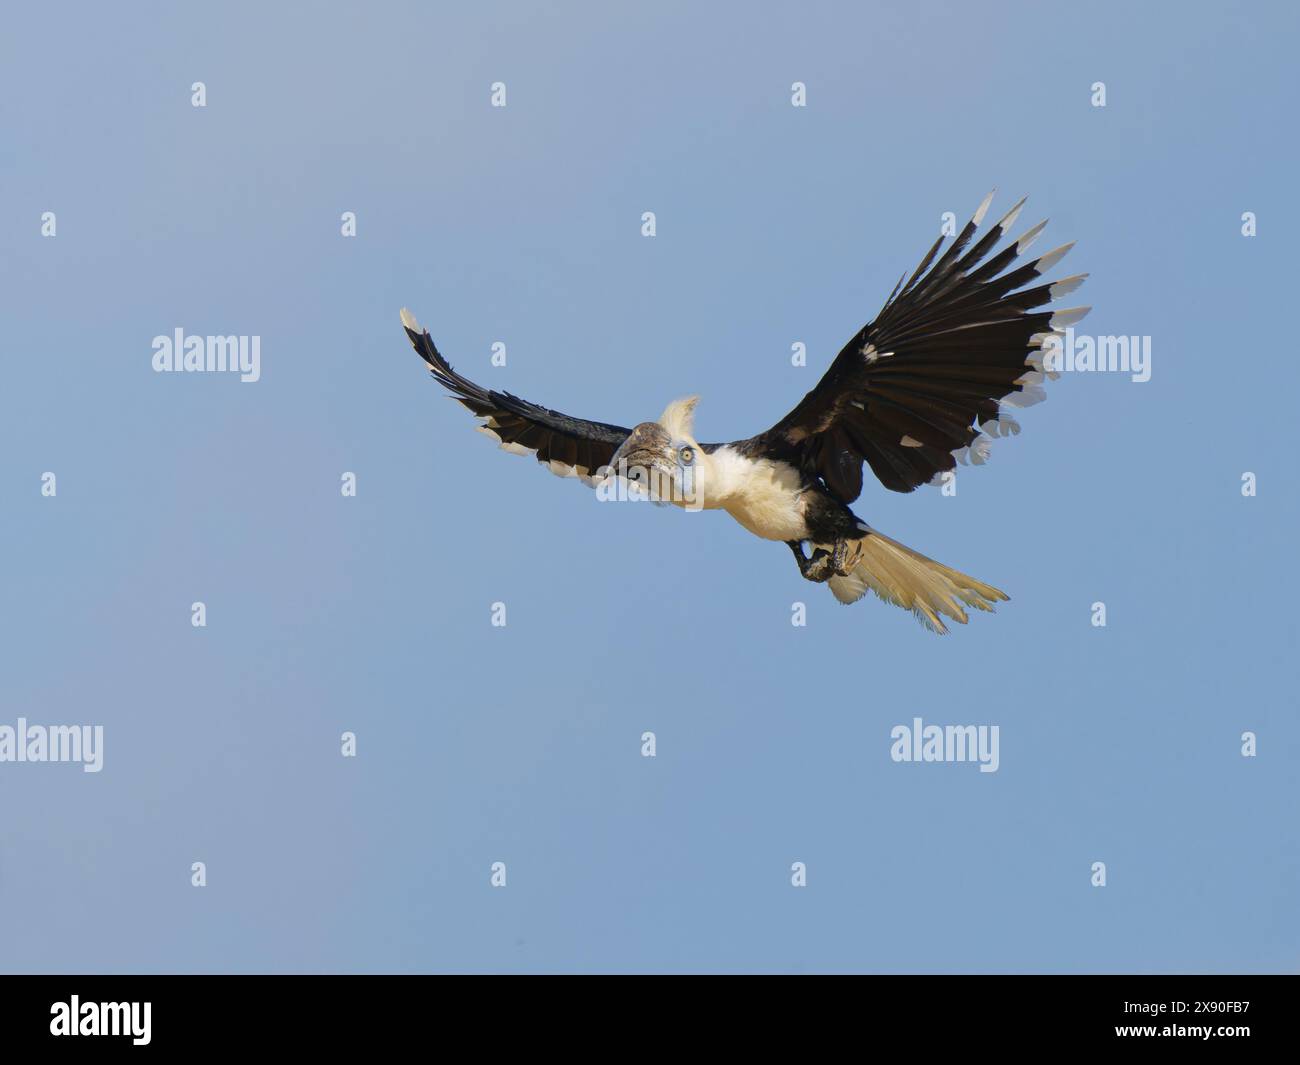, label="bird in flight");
[400,191,1087,633]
